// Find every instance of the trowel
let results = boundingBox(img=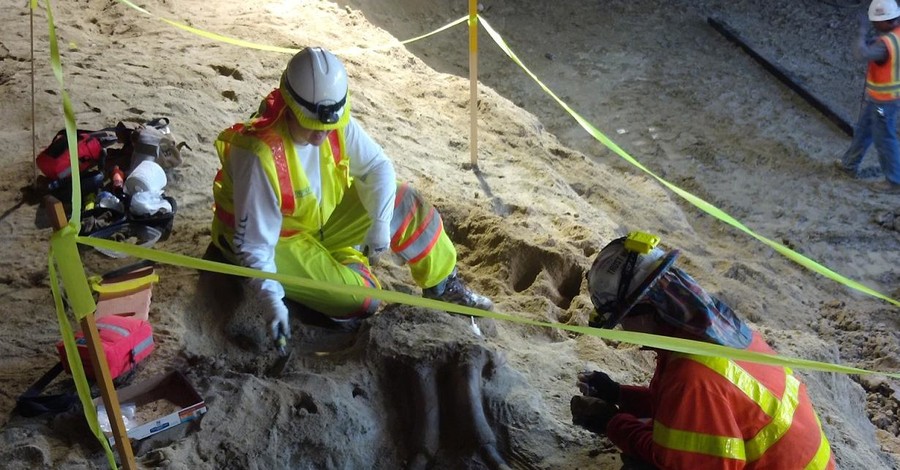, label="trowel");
[265,328,293,377]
